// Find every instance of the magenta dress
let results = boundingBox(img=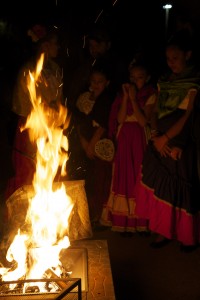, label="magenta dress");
[100,85,156,232]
